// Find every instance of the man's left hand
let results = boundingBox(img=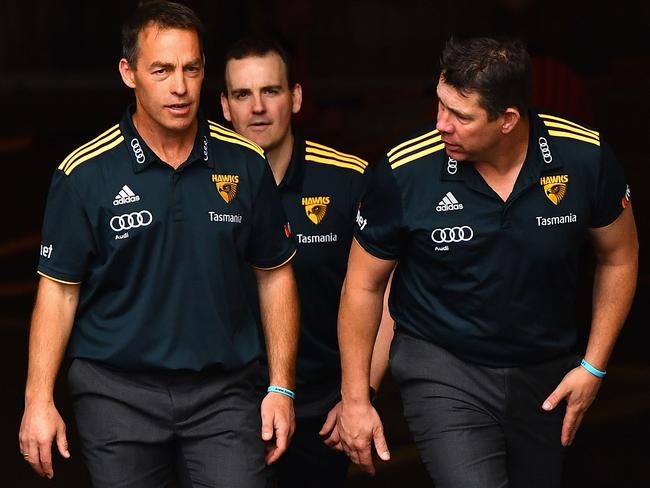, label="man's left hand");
[260,392,295,464]
[542,366,602,447]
